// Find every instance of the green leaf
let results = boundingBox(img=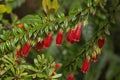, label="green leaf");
[20,72,28,76]
[52,0,59,12]
[6,5,12,13]
[30,74,37,78]
[34,59,39,68]
[5,77,14,80]
[0,65,12,75]
[42,0,51,13]
[0,14,3,20]
[105,25,110,35]
[0,5,6,13]
[37,73,46,78]
[52,74,62,78]
[11,13,18,23]
[26,65,38,72]
[18,15,41,24]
